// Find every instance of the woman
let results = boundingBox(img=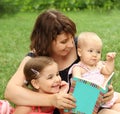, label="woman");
[4,9,115,114]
